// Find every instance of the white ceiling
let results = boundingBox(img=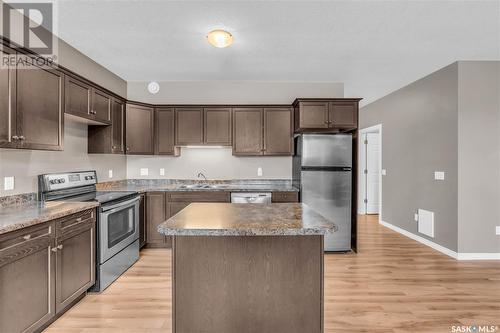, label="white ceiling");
[56,0,500,105]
